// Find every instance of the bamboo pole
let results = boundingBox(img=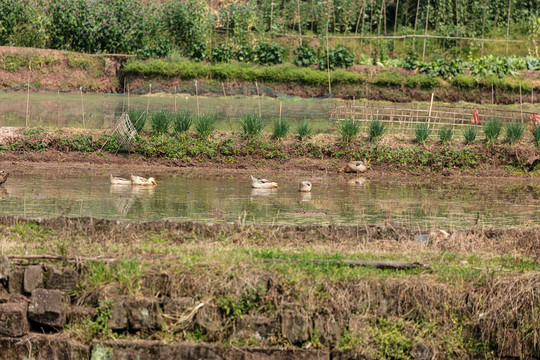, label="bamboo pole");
[146,84,151,115]
[383,0,387,35]
[481,0,487,55]
[222,83,232,131]
[273,32,526,42]
[413,0,420,48]
[25,77,30,127]
[255,81,262,117]
[279,101,282,120]
[57,89,60,124]
[127,83,130,111]
[80,87,85,129]
[519,83,523,123]
[297,0,302,45]
[174,86,177,112]
[195,81,200,117]
[270,0,273,32]
[428,93,434,124]
[394,0,400,34]
[455,0,459,54]
[326,2,332,95]
[422,0,430,61]
[353,0,364,54]
[506,0,511,55]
